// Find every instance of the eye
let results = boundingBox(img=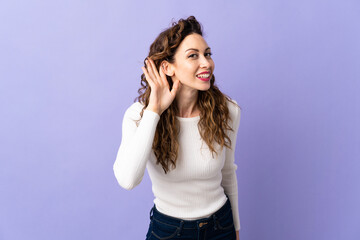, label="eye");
[188,52,213,58]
